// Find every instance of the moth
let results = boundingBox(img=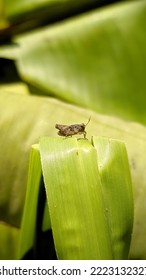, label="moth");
[55,117,91,138]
